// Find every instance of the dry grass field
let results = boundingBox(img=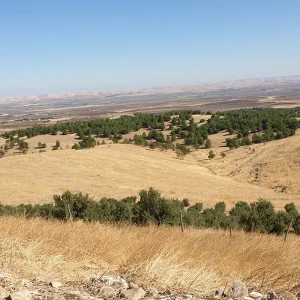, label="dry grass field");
[0,142,296,208]
[26,134,79,151]
[194,130,300,197]
[0,217,299,294]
